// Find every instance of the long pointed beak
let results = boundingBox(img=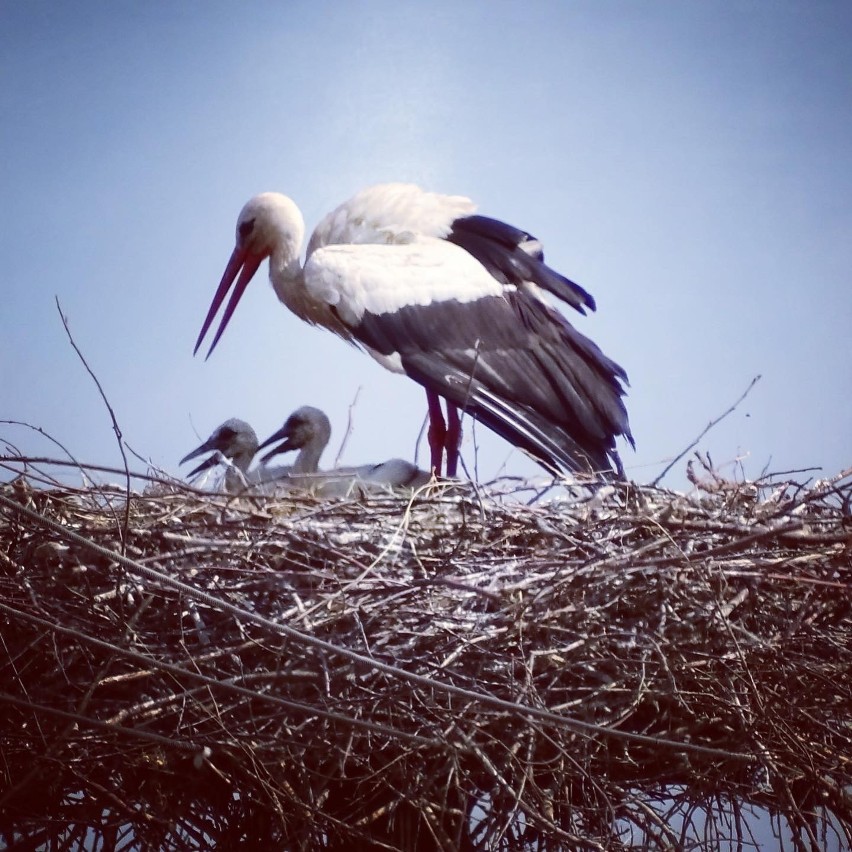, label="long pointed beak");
[258,425,295,463]
[184,453,222,479]
[180,437,217,467]
[193,246,265,359]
